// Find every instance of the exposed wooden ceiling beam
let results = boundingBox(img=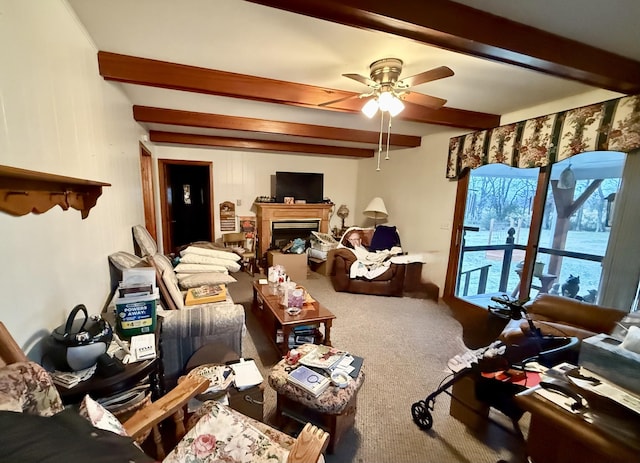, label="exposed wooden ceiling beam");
[247,0,640,94]
[99,51,499,130]
[149,131,375,158]
[134,106,421,147]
